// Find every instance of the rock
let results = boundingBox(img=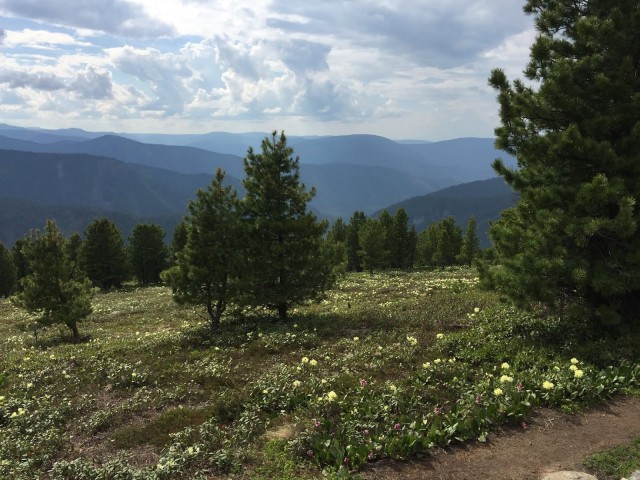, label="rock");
[541,472,598,480]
